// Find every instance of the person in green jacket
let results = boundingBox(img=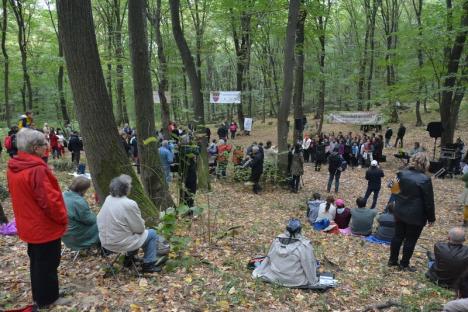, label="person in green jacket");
[62,176,99,250]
